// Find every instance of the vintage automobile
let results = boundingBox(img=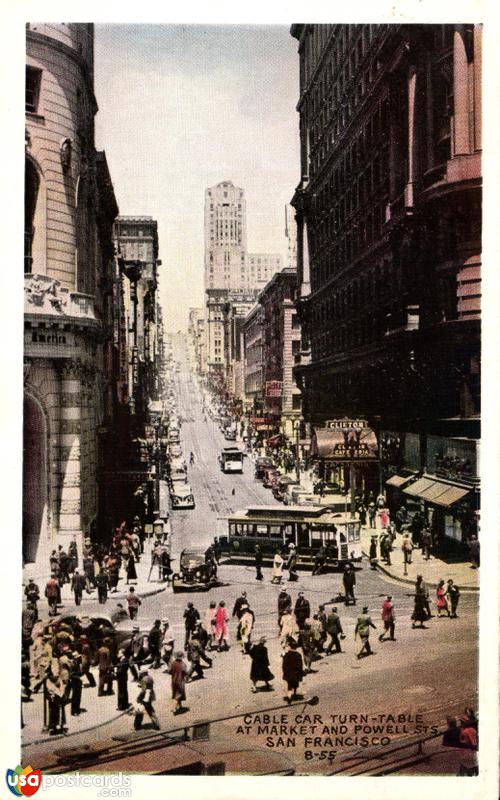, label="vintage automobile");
[40,613,148,664]
[254,456,275,480]
[171,547,218,593]
[170,483,195,509]
[263,468,282,489]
